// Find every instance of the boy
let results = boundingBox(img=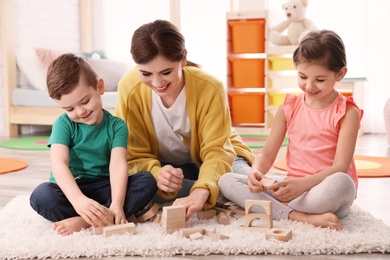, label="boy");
[30,53,157,236]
